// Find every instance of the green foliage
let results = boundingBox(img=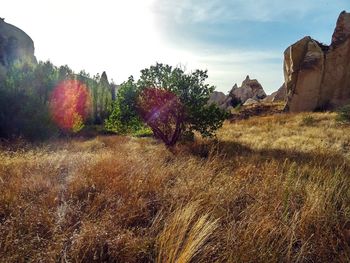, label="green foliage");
[105,76,144,134]
[0,59,116,140]
[77,71,113,125]
[106,63,227,143]
[0,60,225,142]
[0,62,59,140]
[72,117,84,133]
[336,105,350,123]
[132,126,153,137]
[137,88,185,146]
[137,63,228,139]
